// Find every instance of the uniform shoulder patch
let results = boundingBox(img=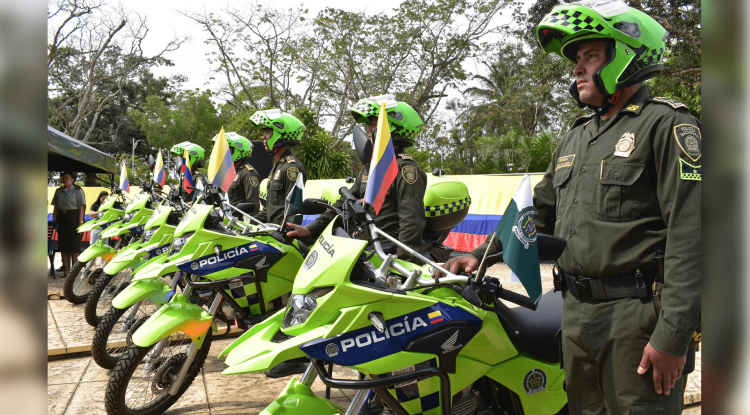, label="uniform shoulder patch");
[397,153,413,160]
[571,114,594,129]
[287,167,299,181]
[651,97,689,111]
[673,124,701,162]
[401,165,418,185]
[249,175,259,187]
[679,158,701,181]
[285,156,296,163]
